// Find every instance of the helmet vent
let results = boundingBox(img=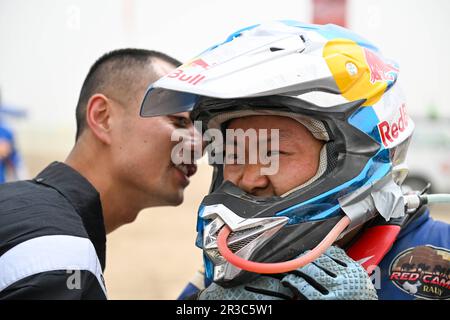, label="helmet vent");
[227,225,264,239]
[228,233,261,253]
[269,47,284,52]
